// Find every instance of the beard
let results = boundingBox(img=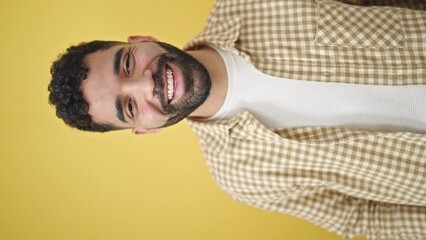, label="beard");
[151,41,212,128]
